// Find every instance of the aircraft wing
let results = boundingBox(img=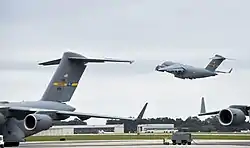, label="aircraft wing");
[158,64,186,73]
[198,97,220,116]
[198,111,220,116]
[1,106,135,121]
[55,110,135,121]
